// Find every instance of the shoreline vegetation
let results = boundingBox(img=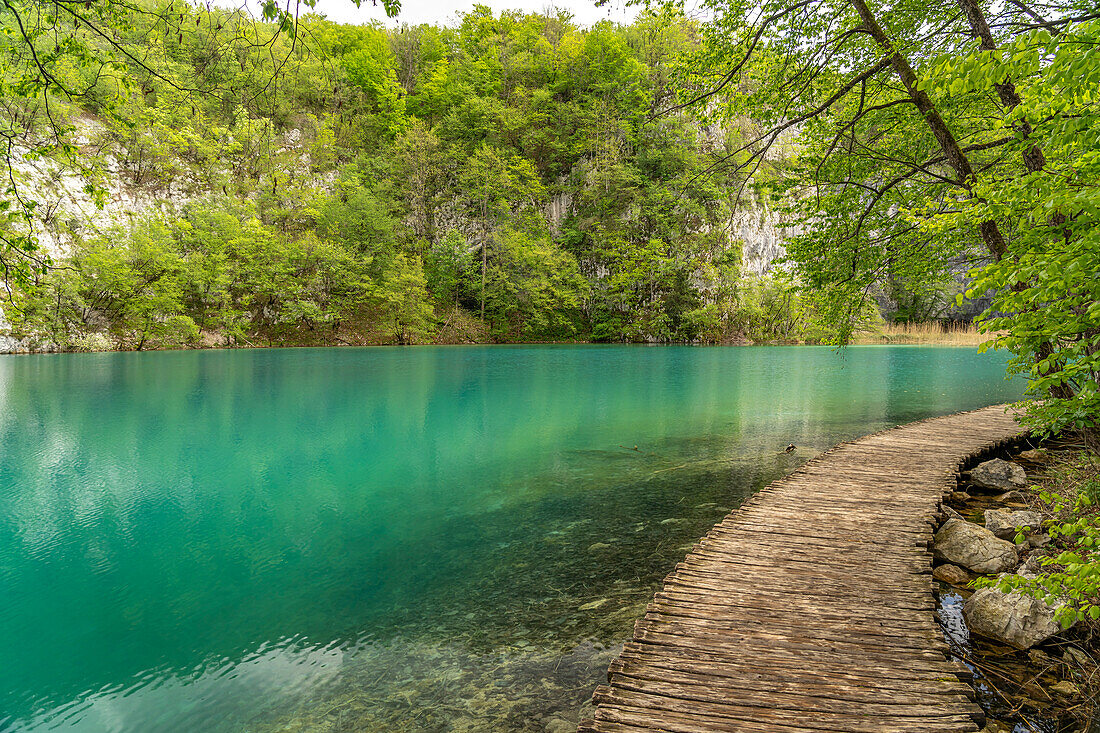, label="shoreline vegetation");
[0,315,994,354]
